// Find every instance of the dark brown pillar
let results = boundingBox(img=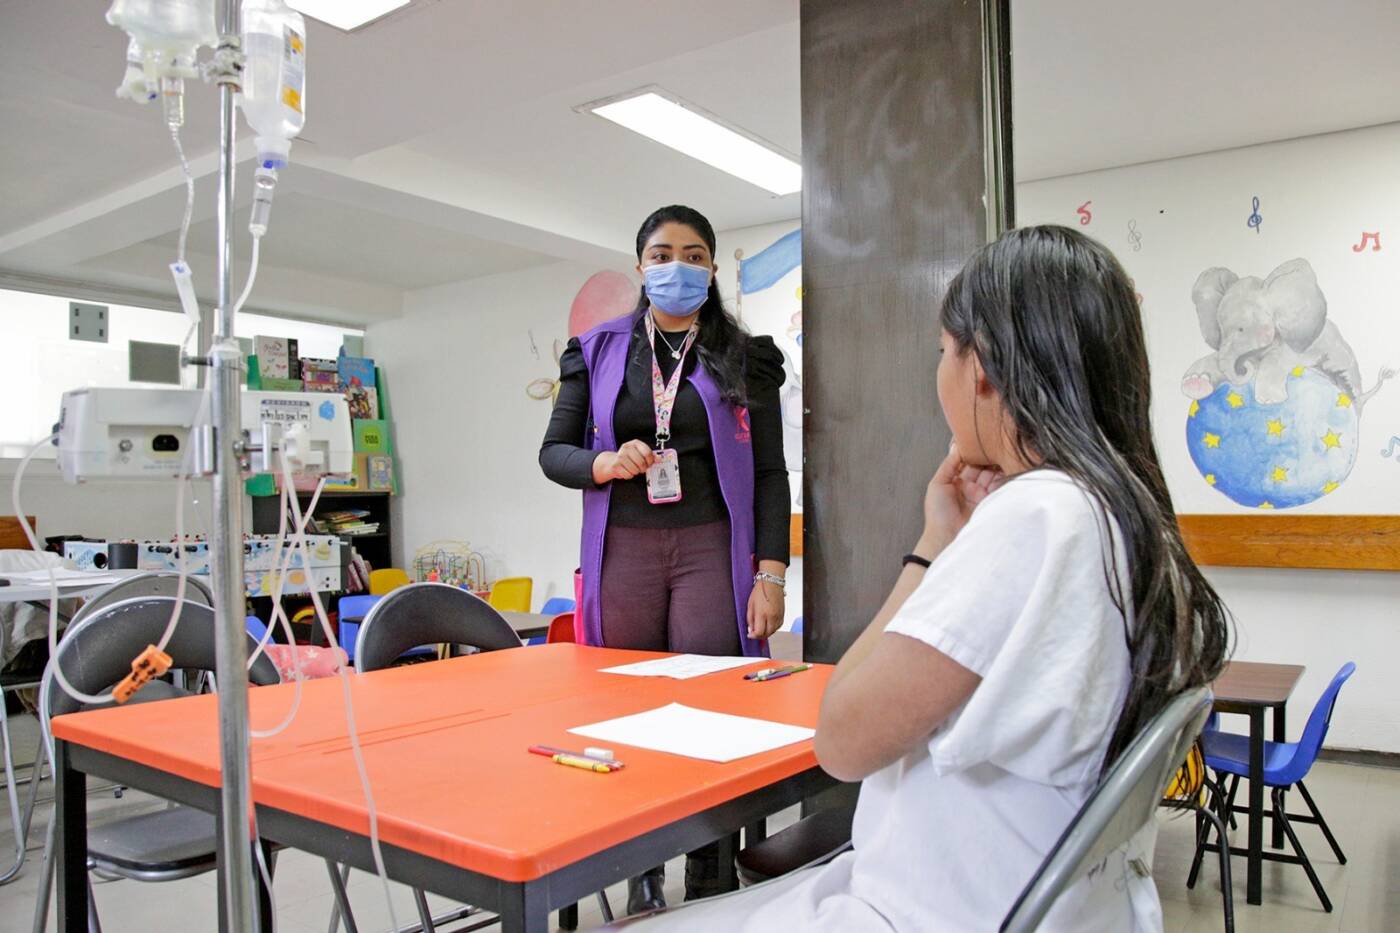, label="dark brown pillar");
[800,0,1010,662]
